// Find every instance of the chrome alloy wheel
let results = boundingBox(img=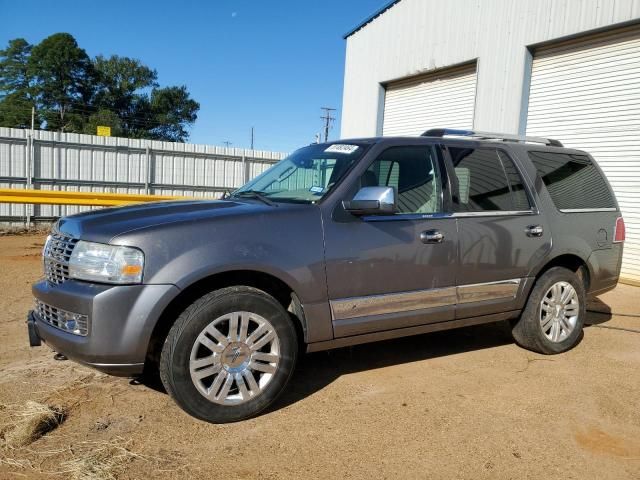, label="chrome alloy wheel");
[539,281,580,343]
[189,311,280,405]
